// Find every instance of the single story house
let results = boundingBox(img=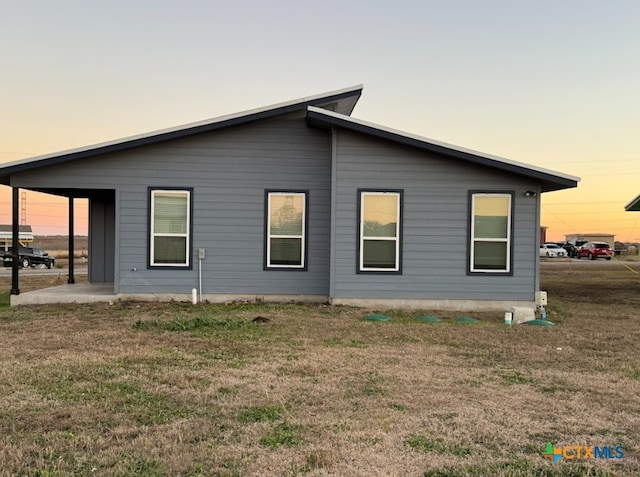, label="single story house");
[625,194,640,212]
[0,224,34,251]
[565,233,615,249]
[0,85,579,309]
